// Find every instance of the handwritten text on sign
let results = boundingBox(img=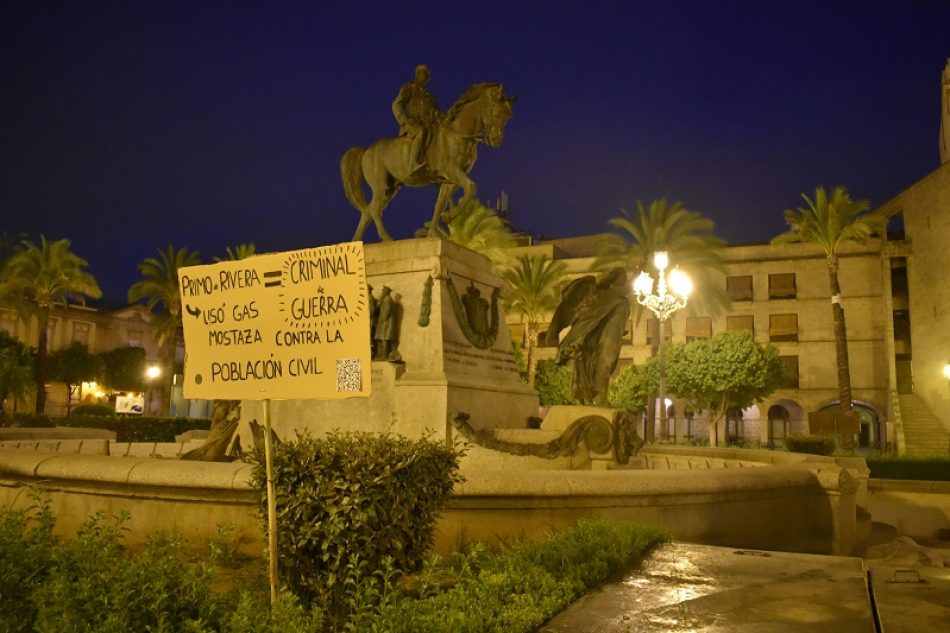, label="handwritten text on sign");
[178,243,371,400]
